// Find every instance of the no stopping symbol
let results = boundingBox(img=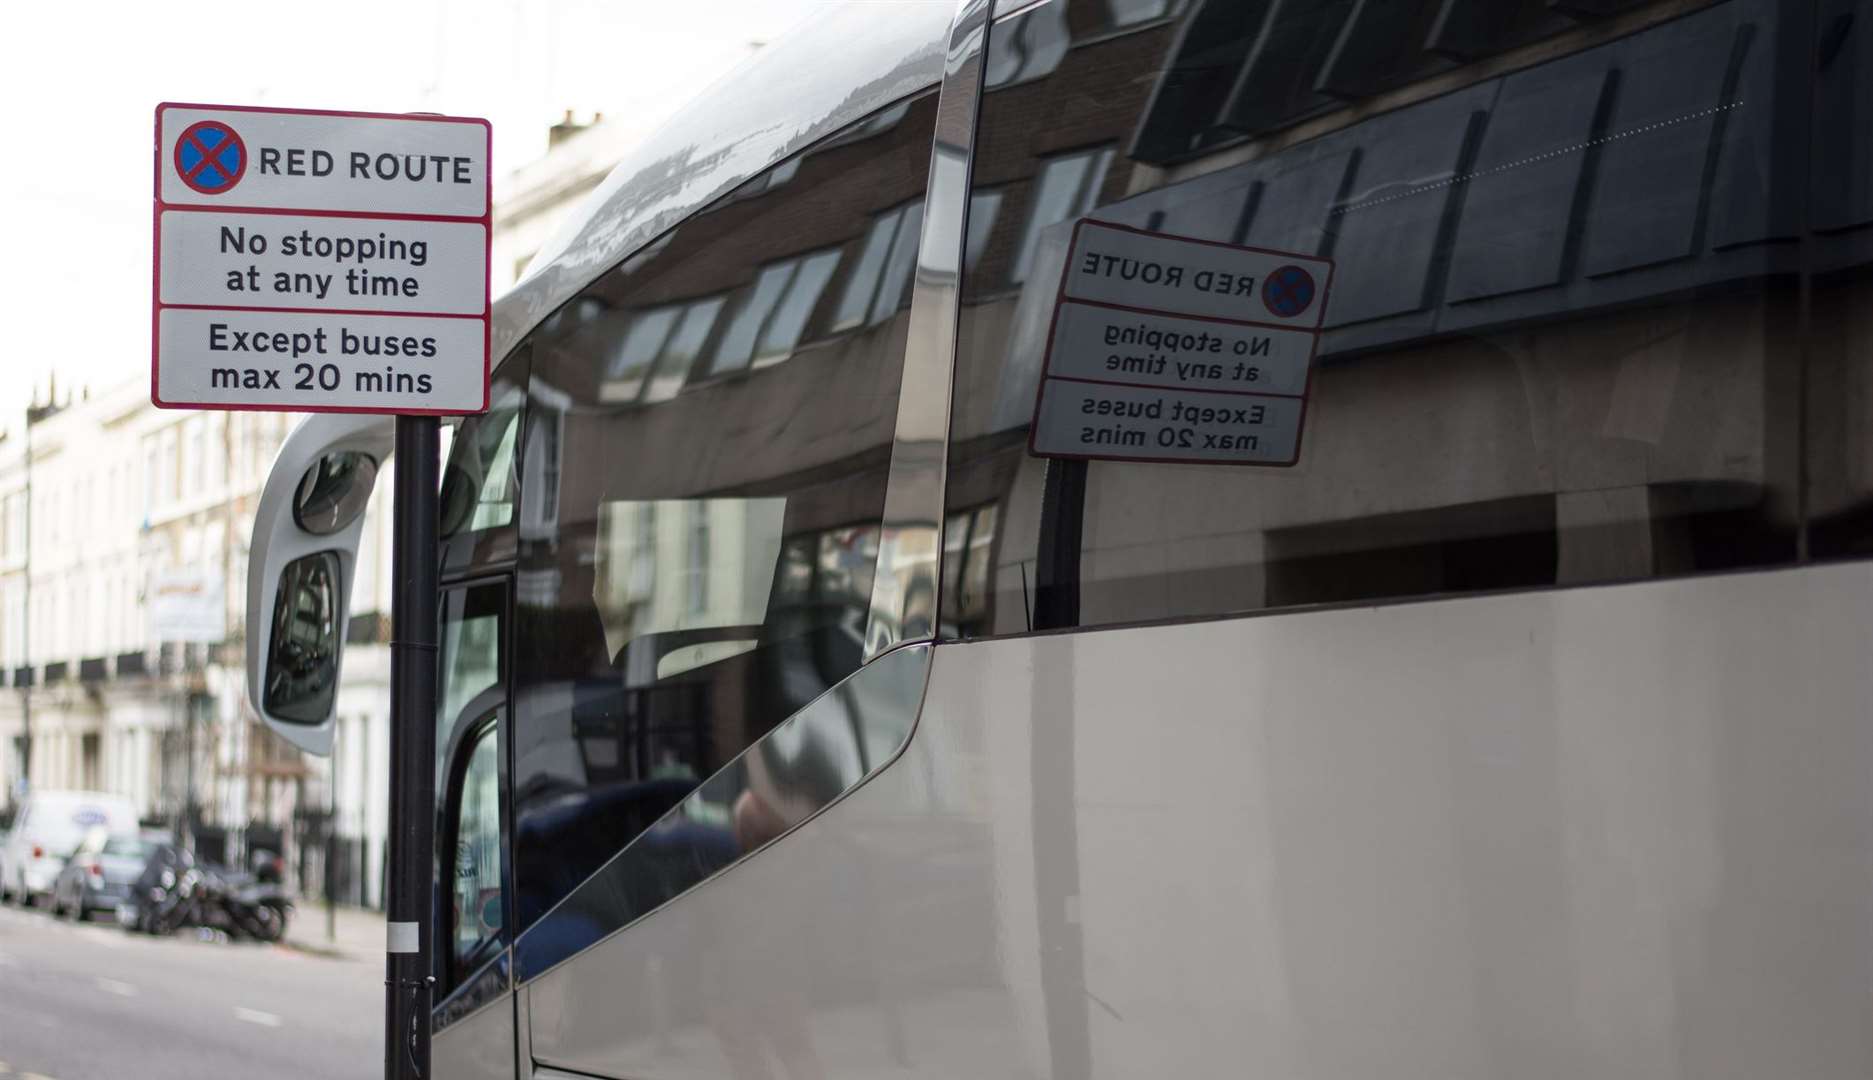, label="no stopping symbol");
[174,120,247,195]
[1262,264,1316,319]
